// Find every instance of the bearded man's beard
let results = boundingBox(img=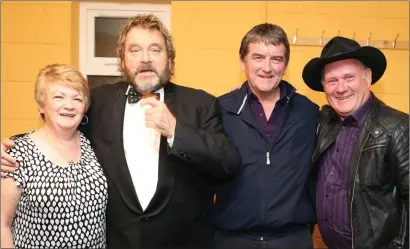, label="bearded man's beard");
[124,63,171,94]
